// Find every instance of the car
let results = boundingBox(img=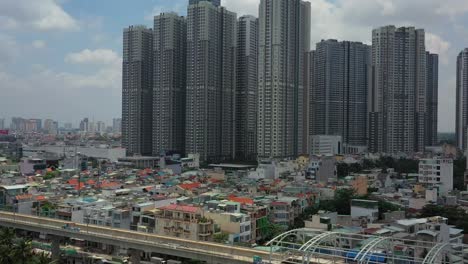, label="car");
[62,223,80,232]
